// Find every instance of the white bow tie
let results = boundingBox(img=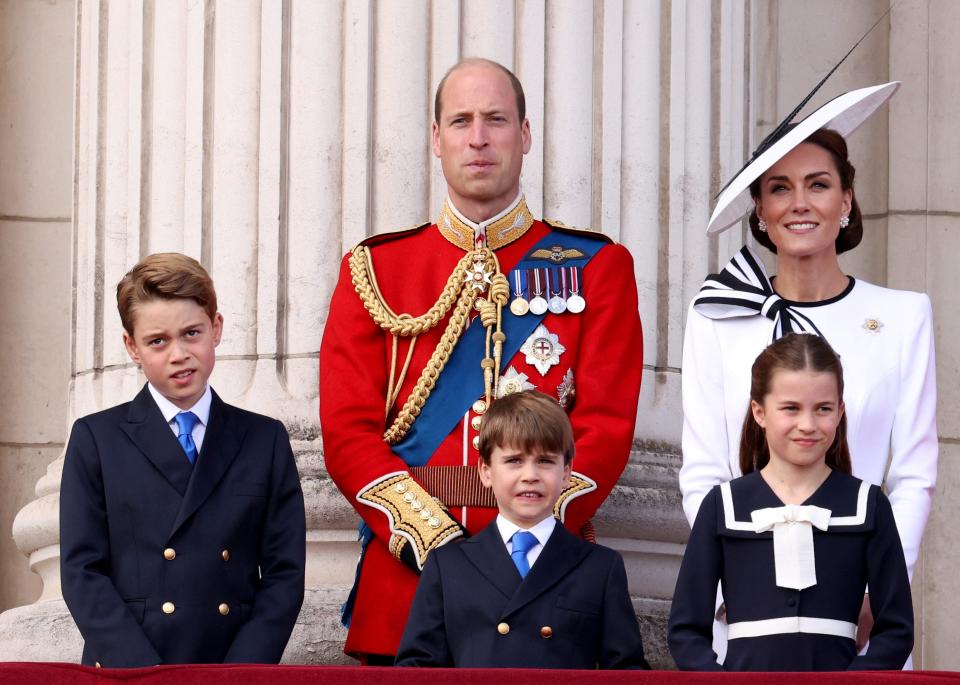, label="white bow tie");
[751,504,832,590]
